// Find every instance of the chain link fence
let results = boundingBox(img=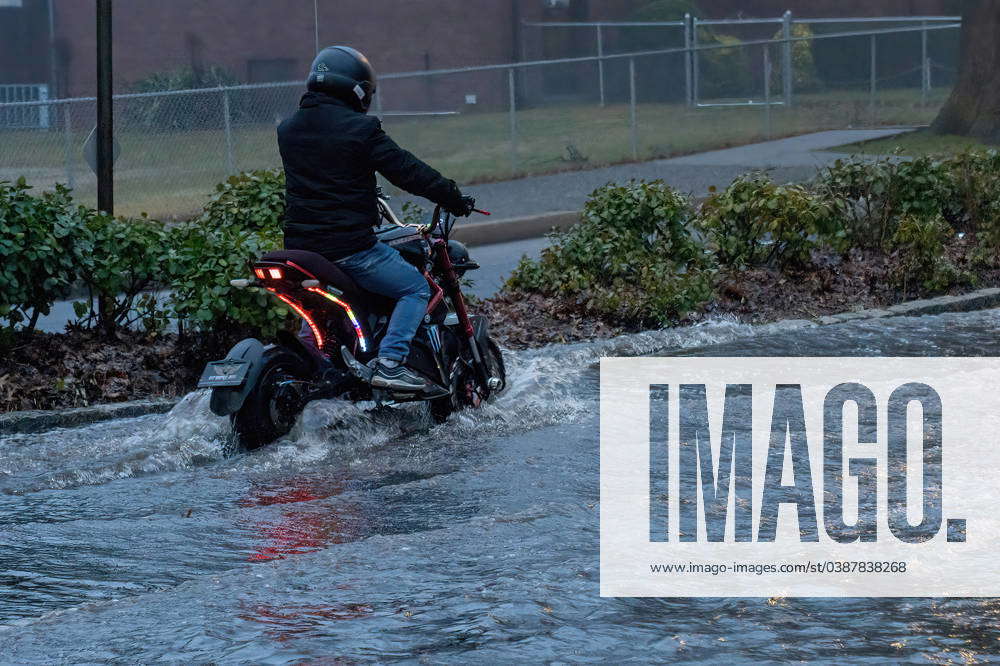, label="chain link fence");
[0,17,961,221]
